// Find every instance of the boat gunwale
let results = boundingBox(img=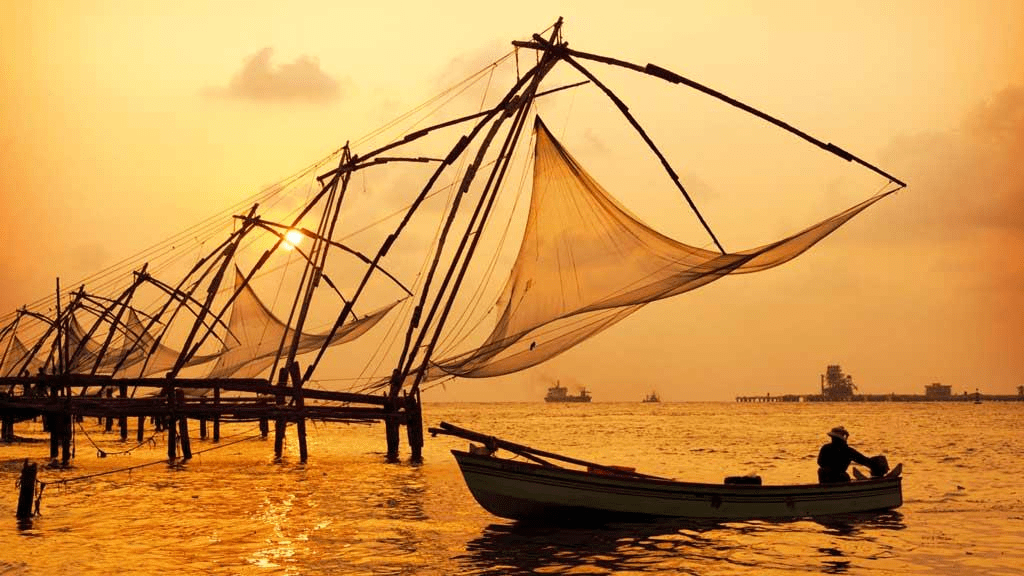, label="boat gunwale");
[451,449,903,494]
